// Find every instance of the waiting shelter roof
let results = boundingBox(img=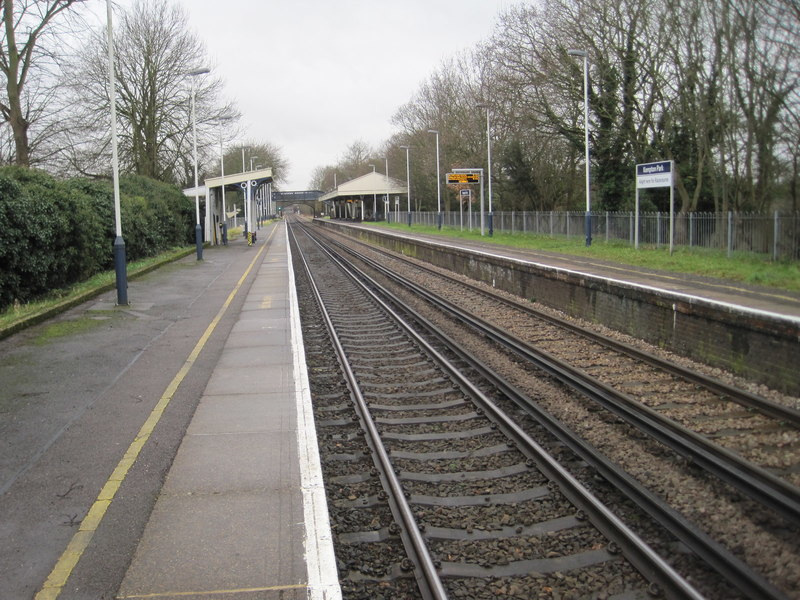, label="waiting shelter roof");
[205,167,273,190]
[320,171,407,202]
